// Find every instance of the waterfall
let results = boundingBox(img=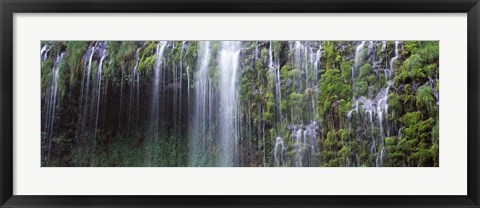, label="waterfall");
[311,43,322,120]
[292,122,318,167]
[118,64,125,132]
[177,41,186,136]
[44,51,65,164]
[375,81,393,166]
[269,42,283,128]
[151,41,168,128]
[353,41,366,84]
[274,137,285,166]
[42,40,437,167]
[389,41,400,78]
[313,44,322,81]
[190,41,212,166]
[80,43,97,134]
[270,41,322,167]
[145,41,167,166]
[41,44,50,62]
[219,41,241,166]
[128,48,141,133]
[93,42,108,154]
[347,41,402,166]
[382,41,387,69]
[367,41,375,61]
